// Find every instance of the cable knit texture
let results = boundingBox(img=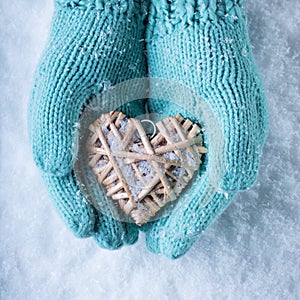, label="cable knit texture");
[142,0,269,258]
[146,0,246,40]
[29,1,146,249]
